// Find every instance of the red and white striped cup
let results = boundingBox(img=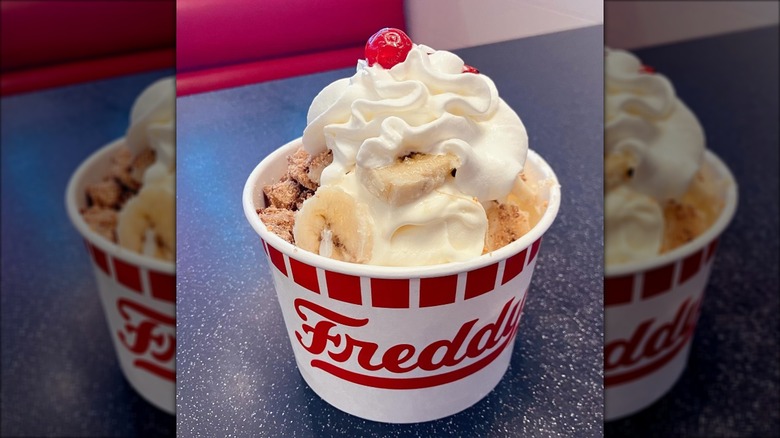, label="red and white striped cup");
[66,138,176,414]
[243,138,561,423]
[604,150,738,421]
